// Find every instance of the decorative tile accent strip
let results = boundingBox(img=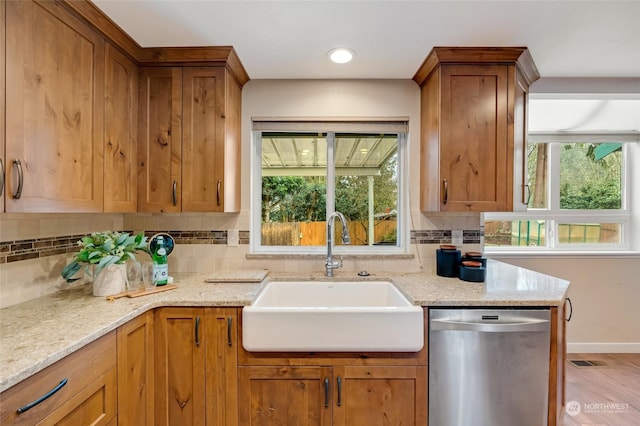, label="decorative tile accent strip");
[410,229,483,245]
[0,230,251,264]
[3,228,481,263]
[142,230,249,245]
[0,235,85,264]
